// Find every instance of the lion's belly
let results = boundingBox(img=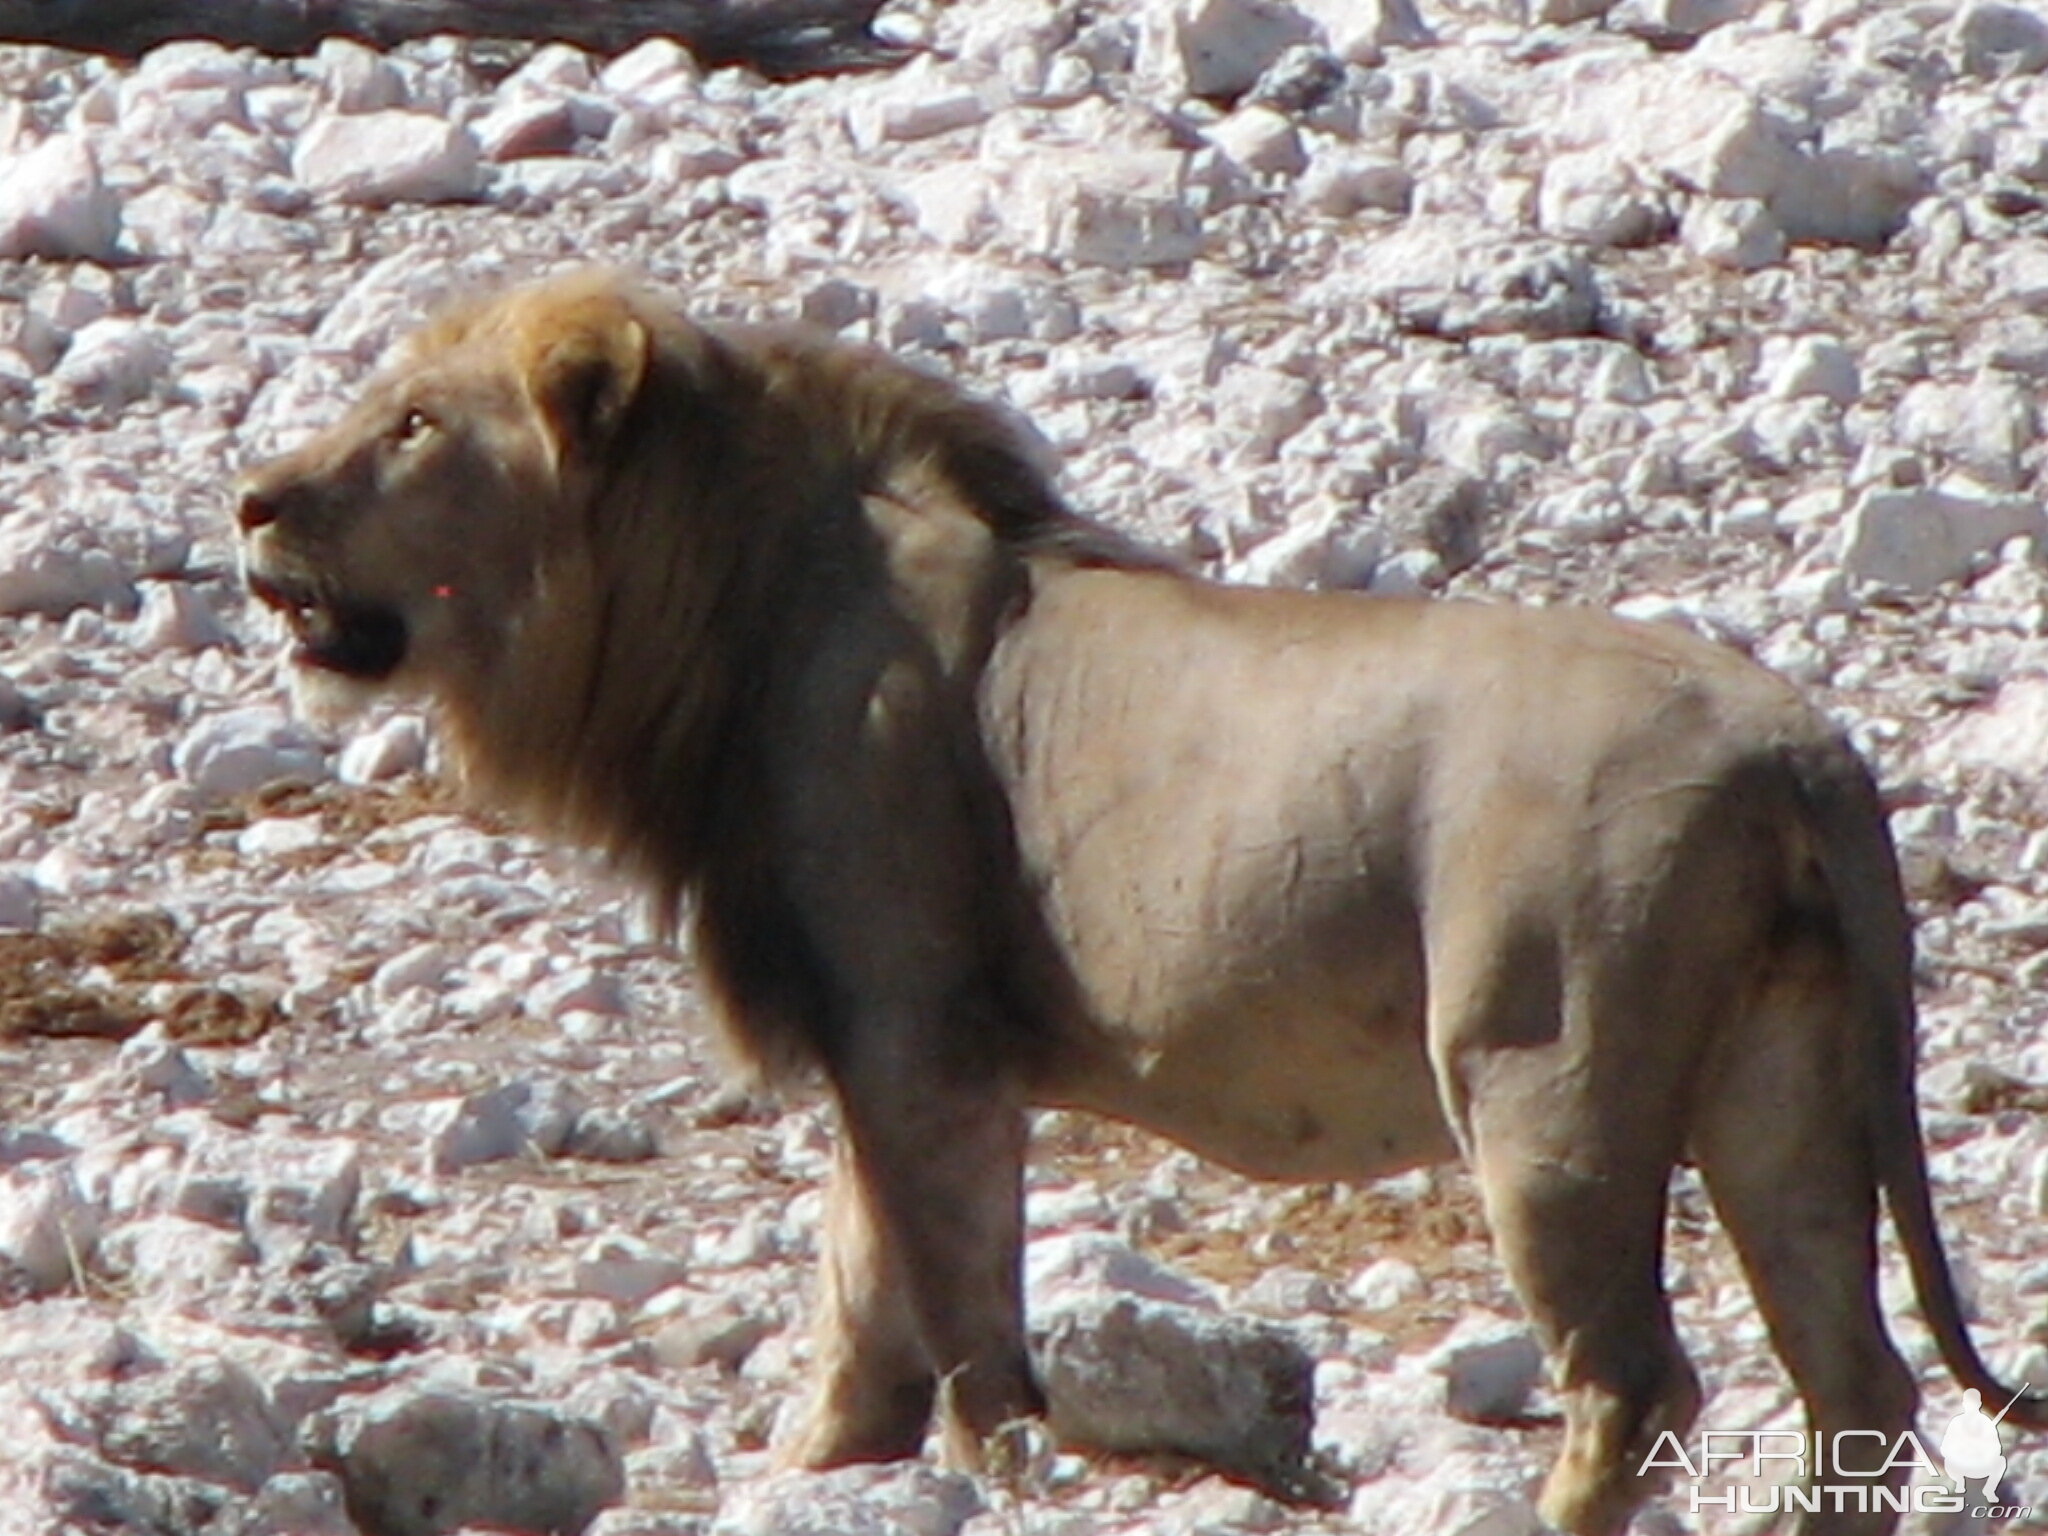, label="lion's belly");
[1047,984,1455,1184]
